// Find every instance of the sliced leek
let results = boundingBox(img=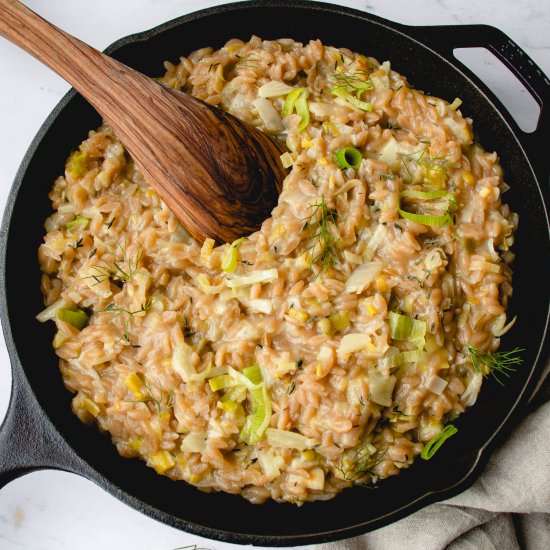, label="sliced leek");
[420,424,457,460]
[389,311,426,349]
[398,209,452,227]
[57,308,89,330]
